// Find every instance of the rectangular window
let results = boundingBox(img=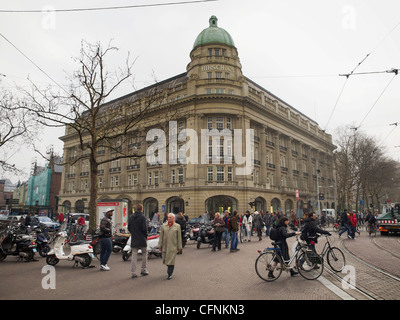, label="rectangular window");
[207,117,213,130]
[228,167,233,181]
[133,173,138,185]
[171,170,176,183]
[216,117,224,130]
[215,72,222,78]
[154,171,159,185]
[178,168,184,183]
[217,166,224,181]
[148,172,152,185]
[215,88,225,94]
[208,167,213,181]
